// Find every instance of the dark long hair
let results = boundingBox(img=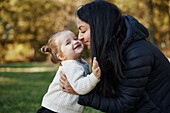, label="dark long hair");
[77,1,127,97]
